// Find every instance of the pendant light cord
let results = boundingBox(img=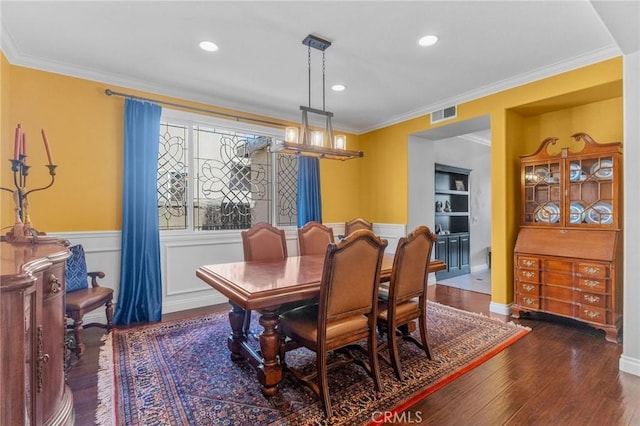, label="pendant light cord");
[308,44,312,109]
